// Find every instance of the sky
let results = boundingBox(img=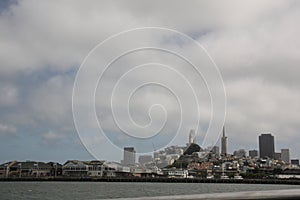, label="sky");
[0,0,300,163]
